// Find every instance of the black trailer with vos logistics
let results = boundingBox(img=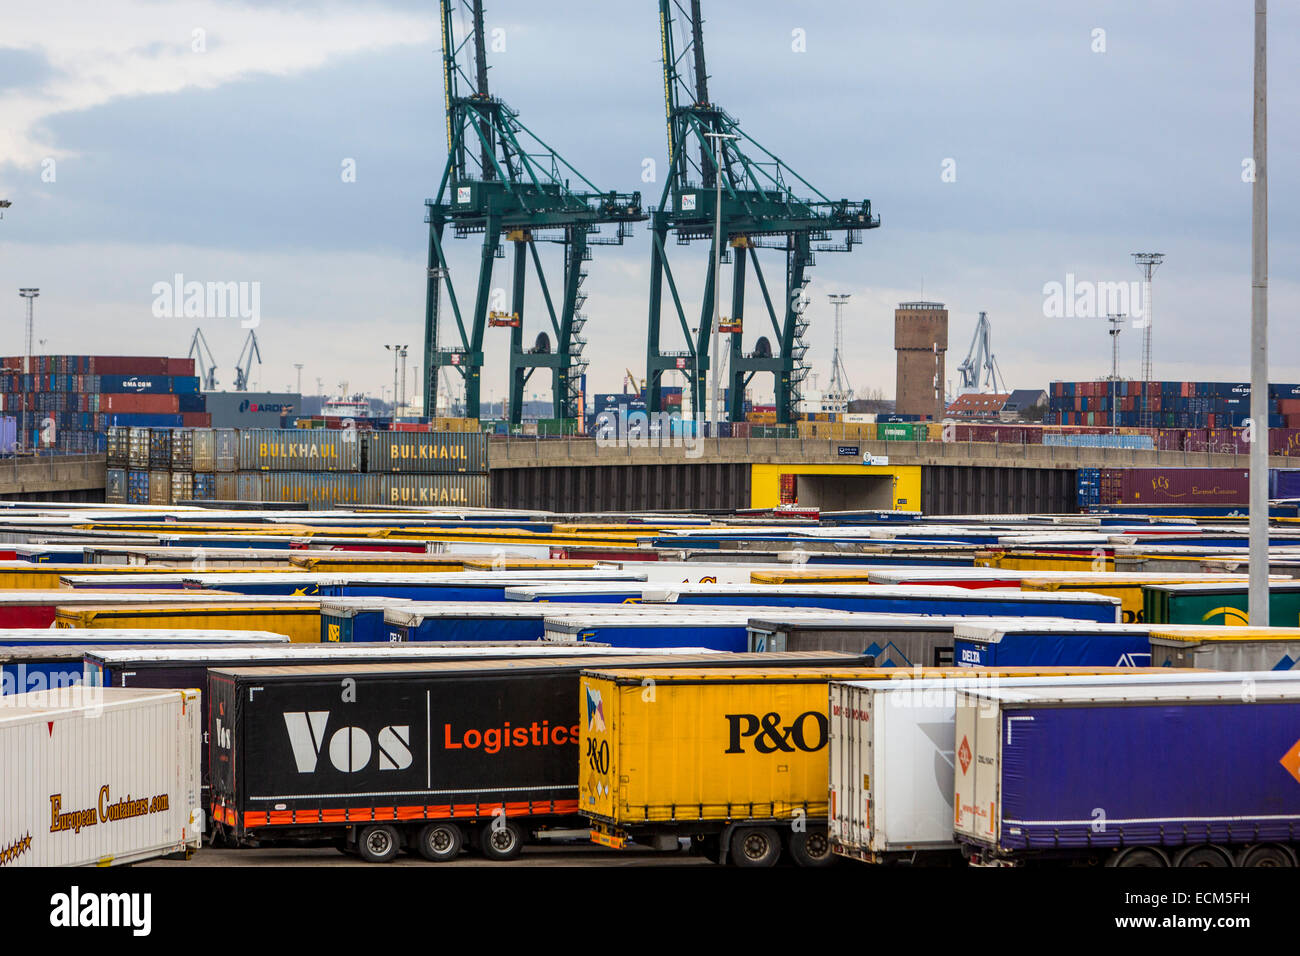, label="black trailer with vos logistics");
[208,652,870,862]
